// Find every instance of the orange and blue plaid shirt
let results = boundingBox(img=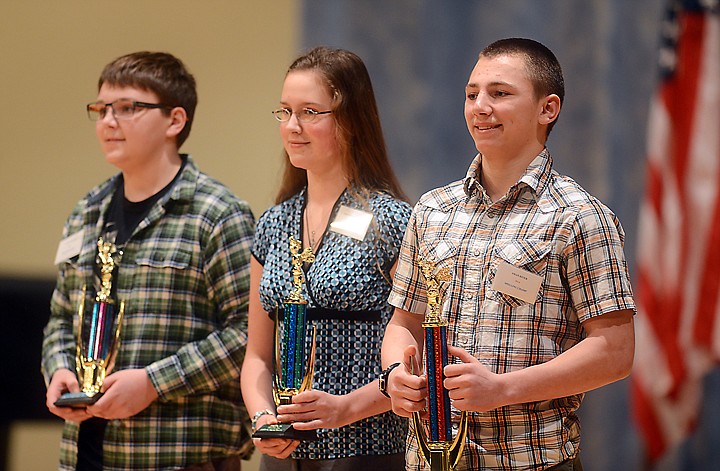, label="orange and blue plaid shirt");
[389,149,635,470]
